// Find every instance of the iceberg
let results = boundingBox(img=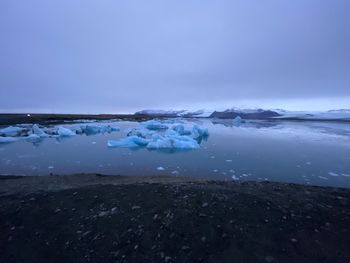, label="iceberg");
[0,136,17,143]
[172,124,191,135]
[32,124,49,137]
[232,116,242,127]
[191,125,209,139]
[57,126,76,137]
[142,120,168,130]
[0,126,24,137]
[127,128,153,138]
[80,125,119,135]
[147,134,200,149]
[107,135,149,148]
[25,134,42,143]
